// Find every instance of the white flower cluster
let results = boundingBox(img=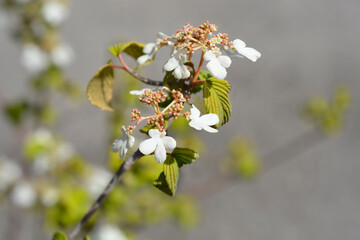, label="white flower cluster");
[112,103,219,163]
[18,0,73,74]
[136,31,261,80]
